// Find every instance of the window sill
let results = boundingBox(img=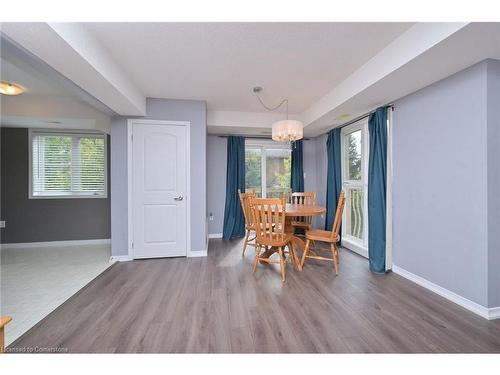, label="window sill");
[29,194,108,200]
